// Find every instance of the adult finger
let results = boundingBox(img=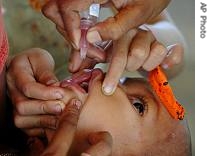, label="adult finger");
[16,78,64,100]
[6,72,26,101]
[41,99,82,156]
[68,49,83,72]
[7,80,65,116]
[42,0,64,28]
[161,44,184,69]
[56,0,89,49]
[56,0,110,49]
[102,29,137,95]
[86,44,106,62]
[8,72,64,102]
[56,25,70,42]
[68,44,105,73]
[87,0,170,43]
[78,57,98,71]
[78,60,96,72]
[14,113,58,130]
[142,41,167,71]
[7,48,64,100]
[27,48,59,85]
[81,131,113,156]
[15,99,65,116]
[16,73,63,100]
[126,29,155,71]
[24,128,46,137]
